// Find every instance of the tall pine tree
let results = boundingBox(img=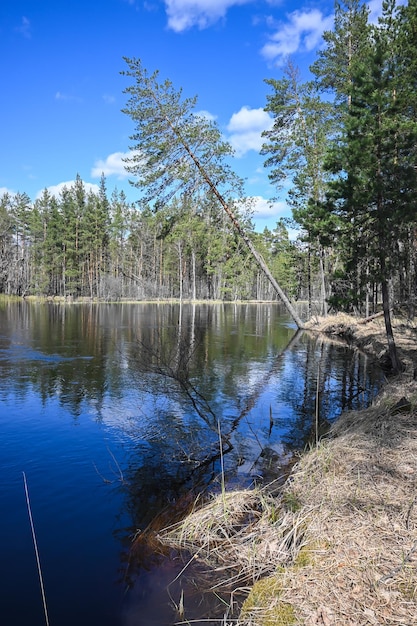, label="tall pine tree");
[325,0,417,372]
